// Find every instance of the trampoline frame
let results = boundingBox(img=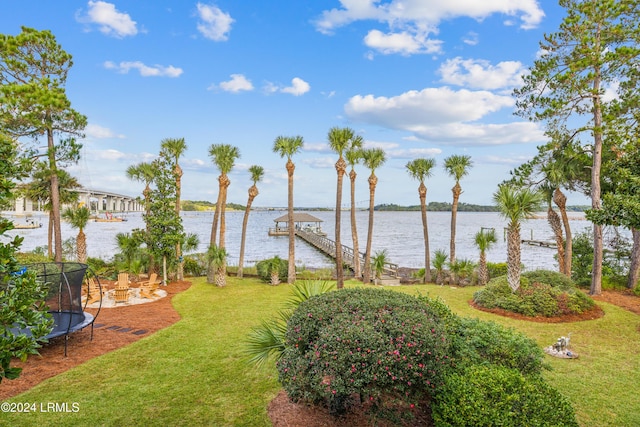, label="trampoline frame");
[21,262,103,356]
